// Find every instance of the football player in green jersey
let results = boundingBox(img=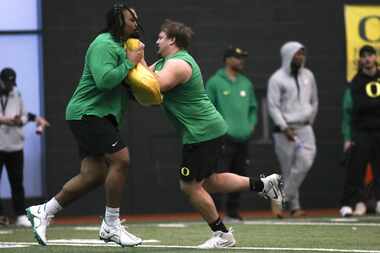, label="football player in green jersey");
[149,19,283,249]
[26,4,143,247]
